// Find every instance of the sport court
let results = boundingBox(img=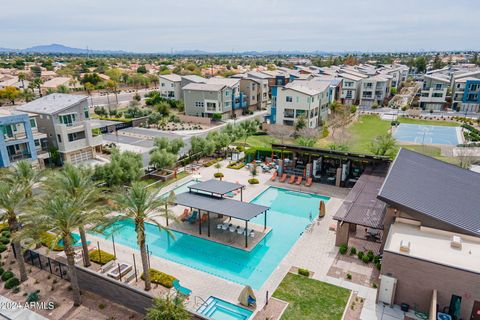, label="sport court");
[393,123,461,145]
